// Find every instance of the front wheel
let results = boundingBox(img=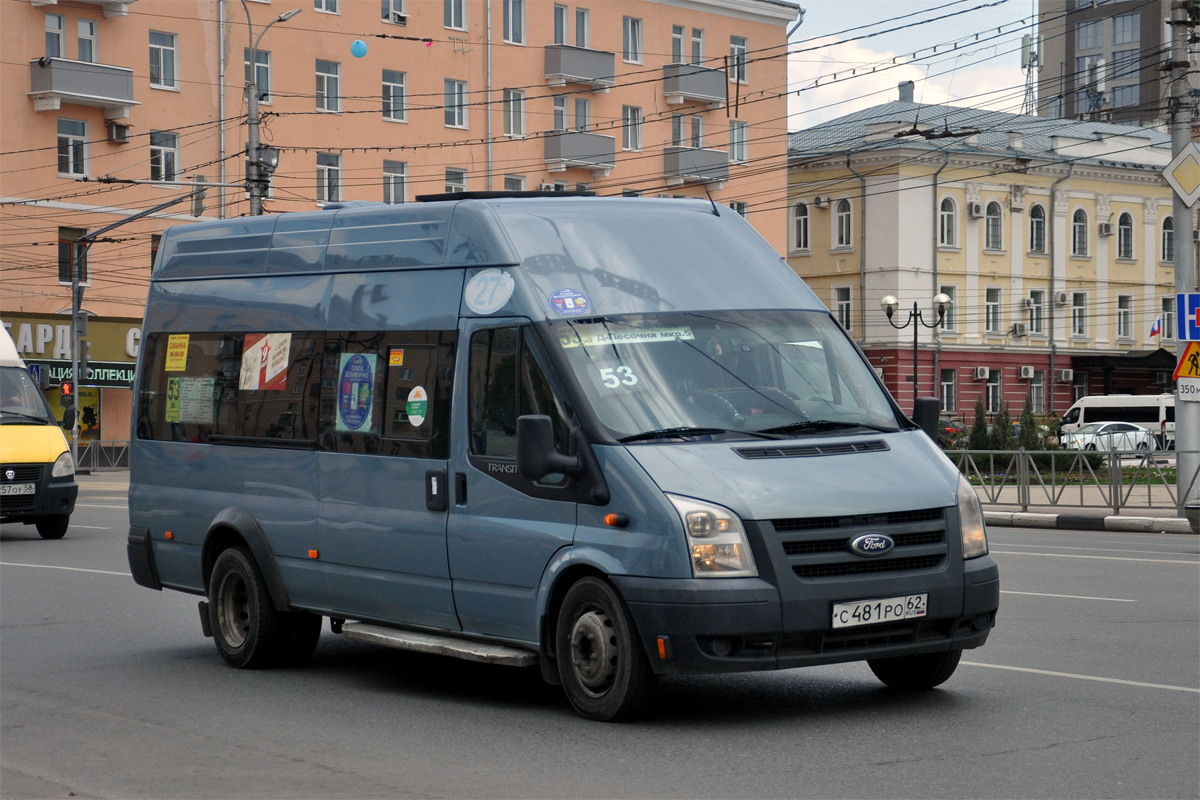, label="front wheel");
[35,515,69,540]
[556,577,656,721]
[868,648,962,690]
